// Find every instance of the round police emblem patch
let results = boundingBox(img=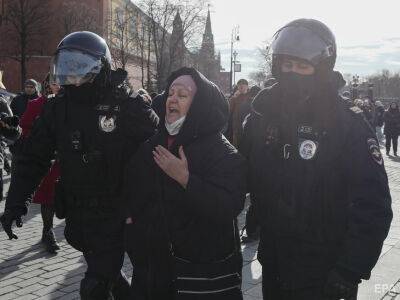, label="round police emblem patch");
[299,140,317,160]
[367,138,383,165]
[99,115,116,133]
